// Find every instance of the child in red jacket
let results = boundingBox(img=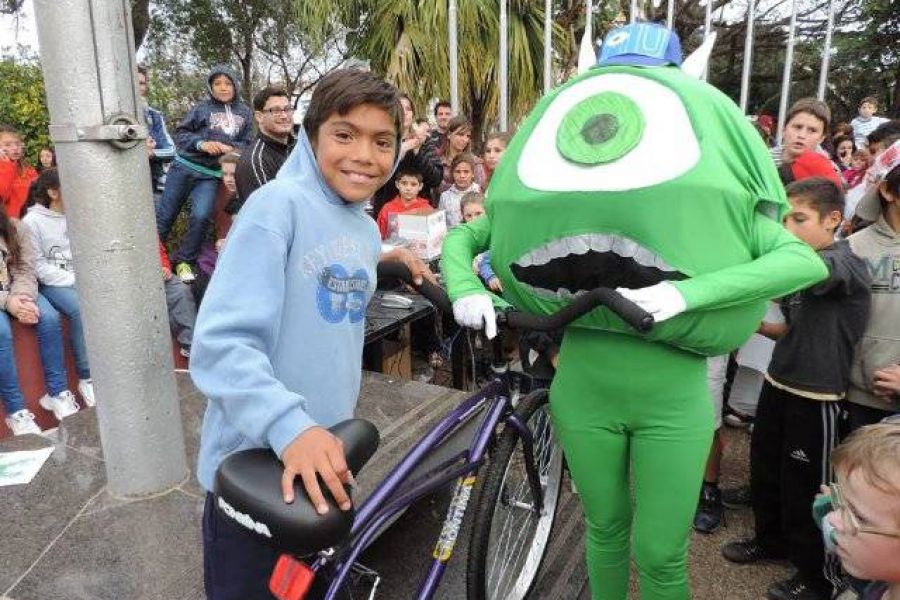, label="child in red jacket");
[376,168,432,239]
